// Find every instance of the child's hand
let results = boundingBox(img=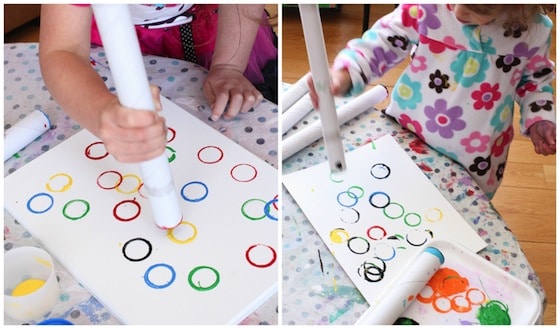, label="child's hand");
[98,85,167,163]
[307,68,352,109]
[528,120,556,155]
[203,64,263,121]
